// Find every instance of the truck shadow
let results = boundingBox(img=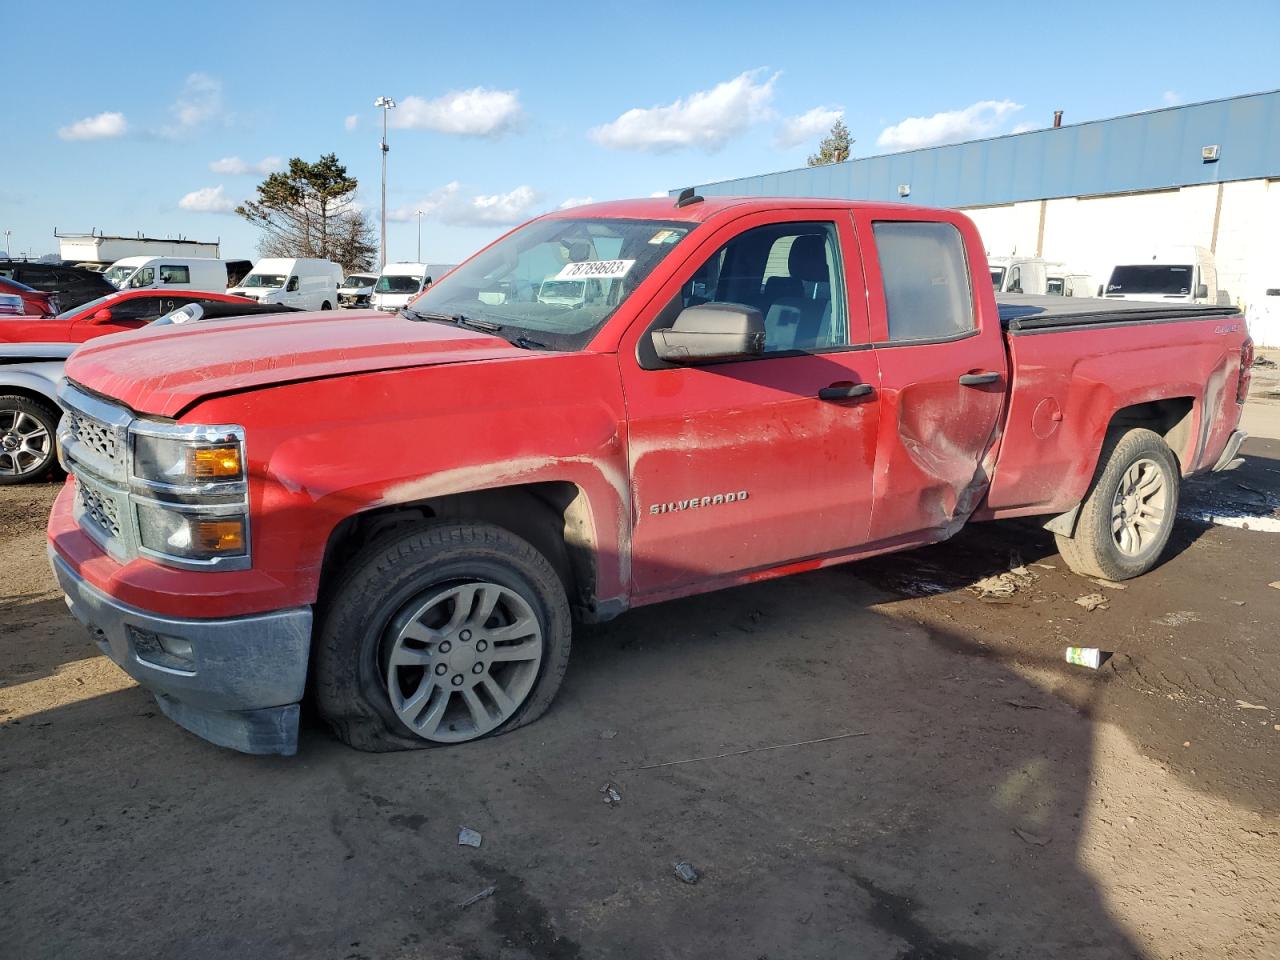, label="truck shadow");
[3,563,1148,959]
